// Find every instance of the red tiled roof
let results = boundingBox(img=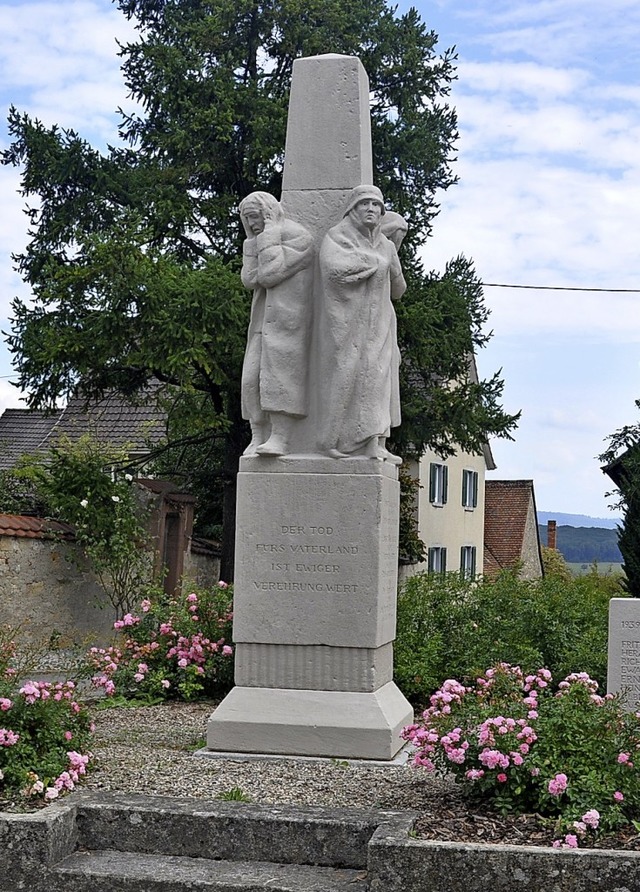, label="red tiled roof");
[483,480,535,575]
[0,514,75,540]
